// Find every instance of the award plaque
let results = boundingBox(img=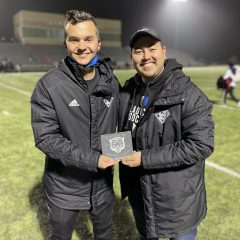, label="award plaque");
[100,131,133,159]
